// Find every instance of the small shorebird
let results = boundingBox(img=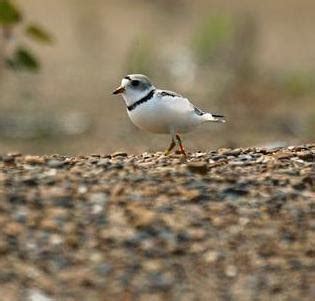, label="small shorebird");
[113,74,225,157]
